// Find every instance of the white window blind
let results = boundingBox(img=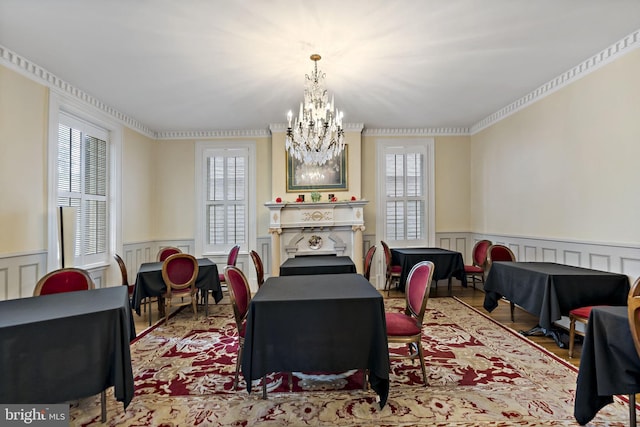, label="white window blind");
[382,144,428,245]
[57,114,109,266]
[204,148,248,252]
